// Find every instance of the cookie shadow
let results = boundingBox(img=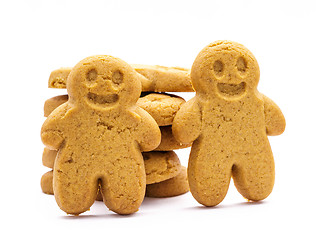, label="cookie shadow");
[142,196,170,206]
[60,211,140,220]
[60,213,136,220]
[59,201,142,219]
[142,194,189,208]
[185,200,266,211]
